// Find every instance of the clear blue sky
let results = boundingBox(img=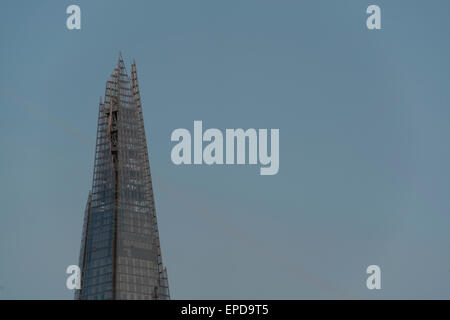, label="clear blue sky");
[1,0,450,299]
